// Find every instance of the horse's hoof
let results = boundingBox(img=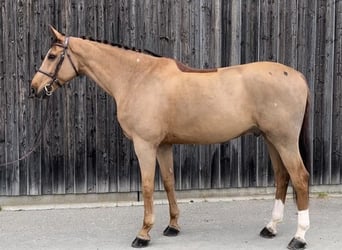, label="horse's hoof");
[131,237,150,248]
[163,226,180,237]
[259,227,276,238]
[287,237,307,250]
